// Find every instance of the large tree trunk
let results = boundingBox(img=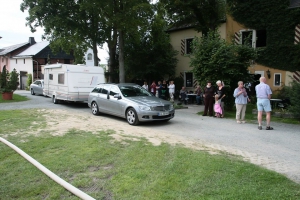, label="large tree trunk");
[92,41,98,66]
[118,29,125,83]
[107,28,118,83]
